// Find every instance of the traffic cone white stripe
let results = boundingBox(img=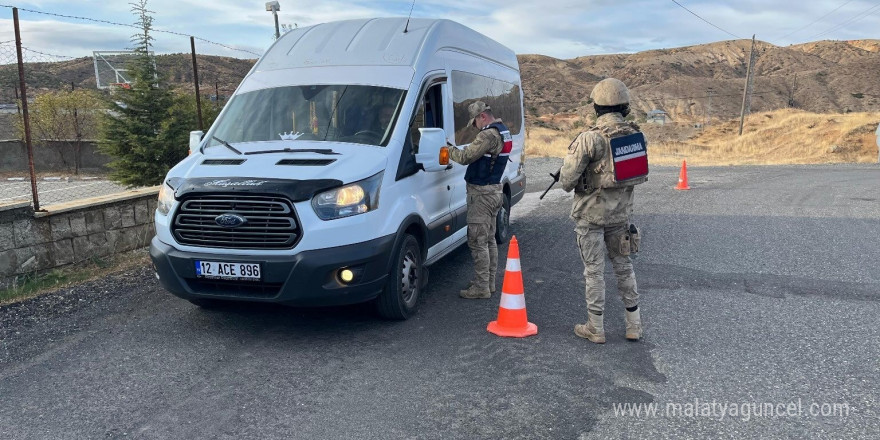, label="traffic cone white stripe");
[499,293,526,310]
[506,258,521,272]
